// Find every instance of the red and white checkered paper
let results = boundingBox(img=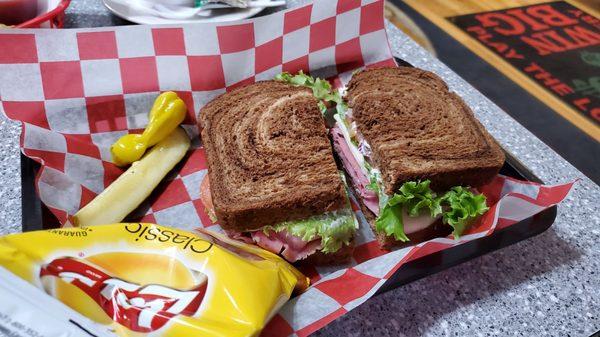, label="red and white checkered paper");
[0,0,574,336]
